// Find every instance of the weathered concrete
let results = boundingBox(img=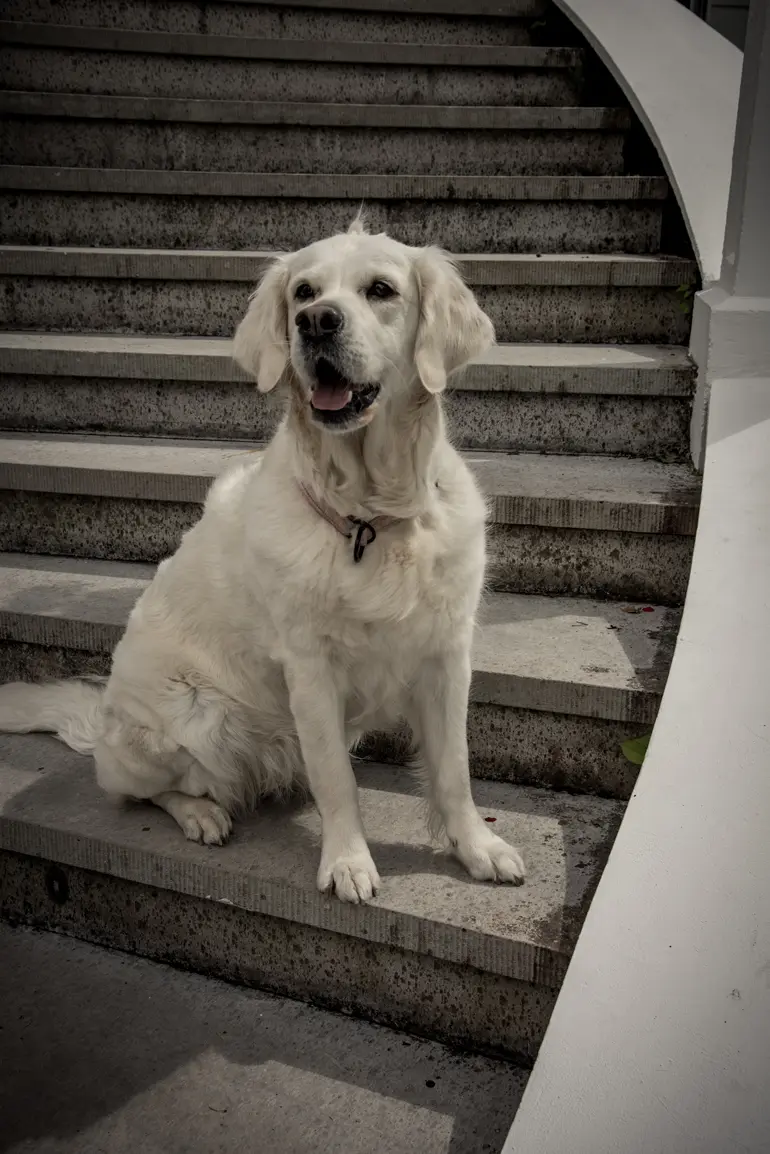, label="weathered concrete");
[0,122,627,178]
[0,279,692,344]
[0,166,669,200]
[0,436,702,533]
[0,923,529,1154]
[0,1,544,46]
[0,491,693,599]
[0,248,697,286]
[0,554,677,725]
[0,22,572,67]
[0,739,624,981]
[0,637,646,797]
[0,734,623,1055]
[0,332,696,392]
[1,849,558,1063]
[0,190,665,253]
[0,91,630,130]
[0,374,692,459]
[0,45,581,106]
[0,43,581,107]
[487,523,694,603]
